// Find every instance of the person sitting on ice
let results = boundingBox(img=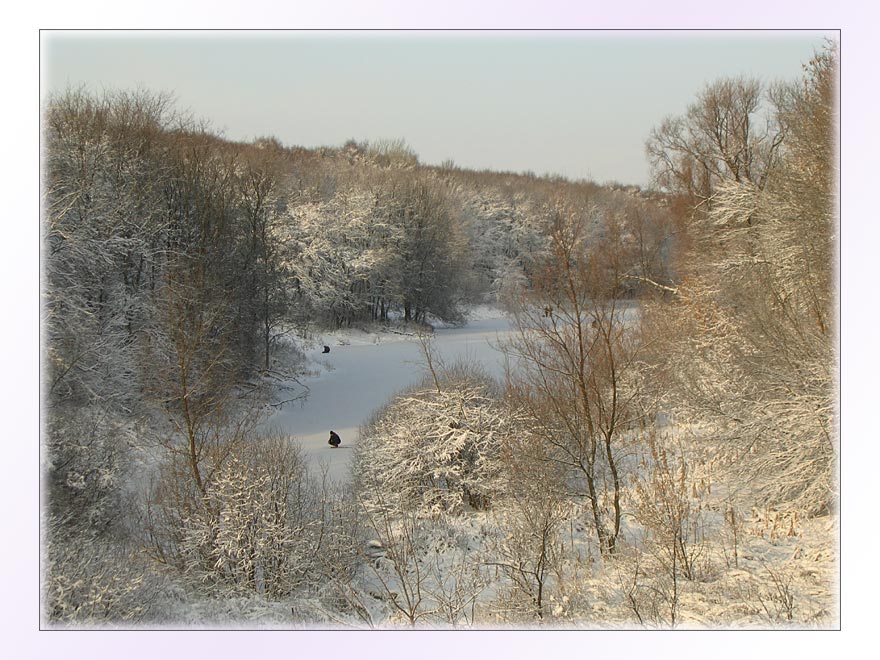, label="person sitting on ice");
[328,430,342,448]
